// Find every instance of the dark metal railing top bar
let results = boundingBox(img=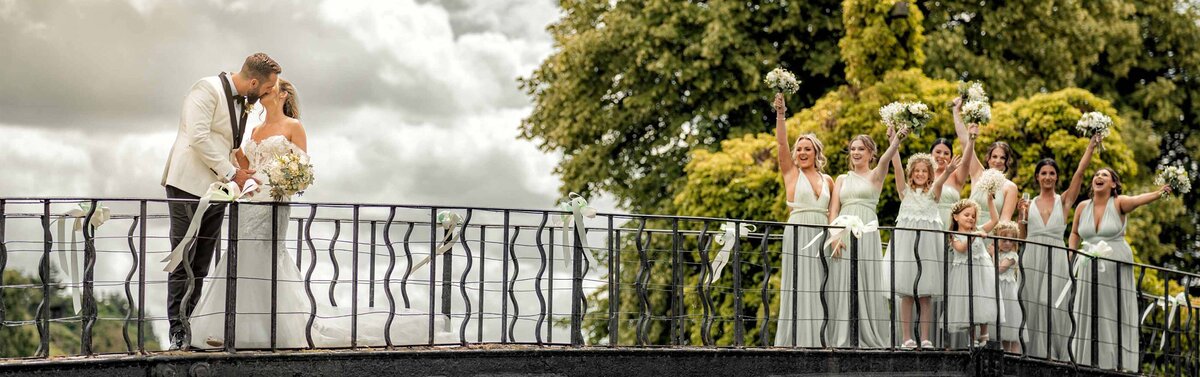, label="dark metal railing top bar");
[0,198,1196,376]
